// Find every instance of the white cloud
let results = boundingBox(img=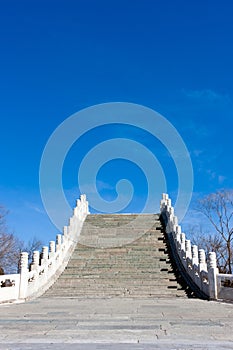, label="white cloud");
[218,175,226,185]
[182,88,231,104]
[192,149,204,157]
[206,169,216,180]
[25,202,46,215]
